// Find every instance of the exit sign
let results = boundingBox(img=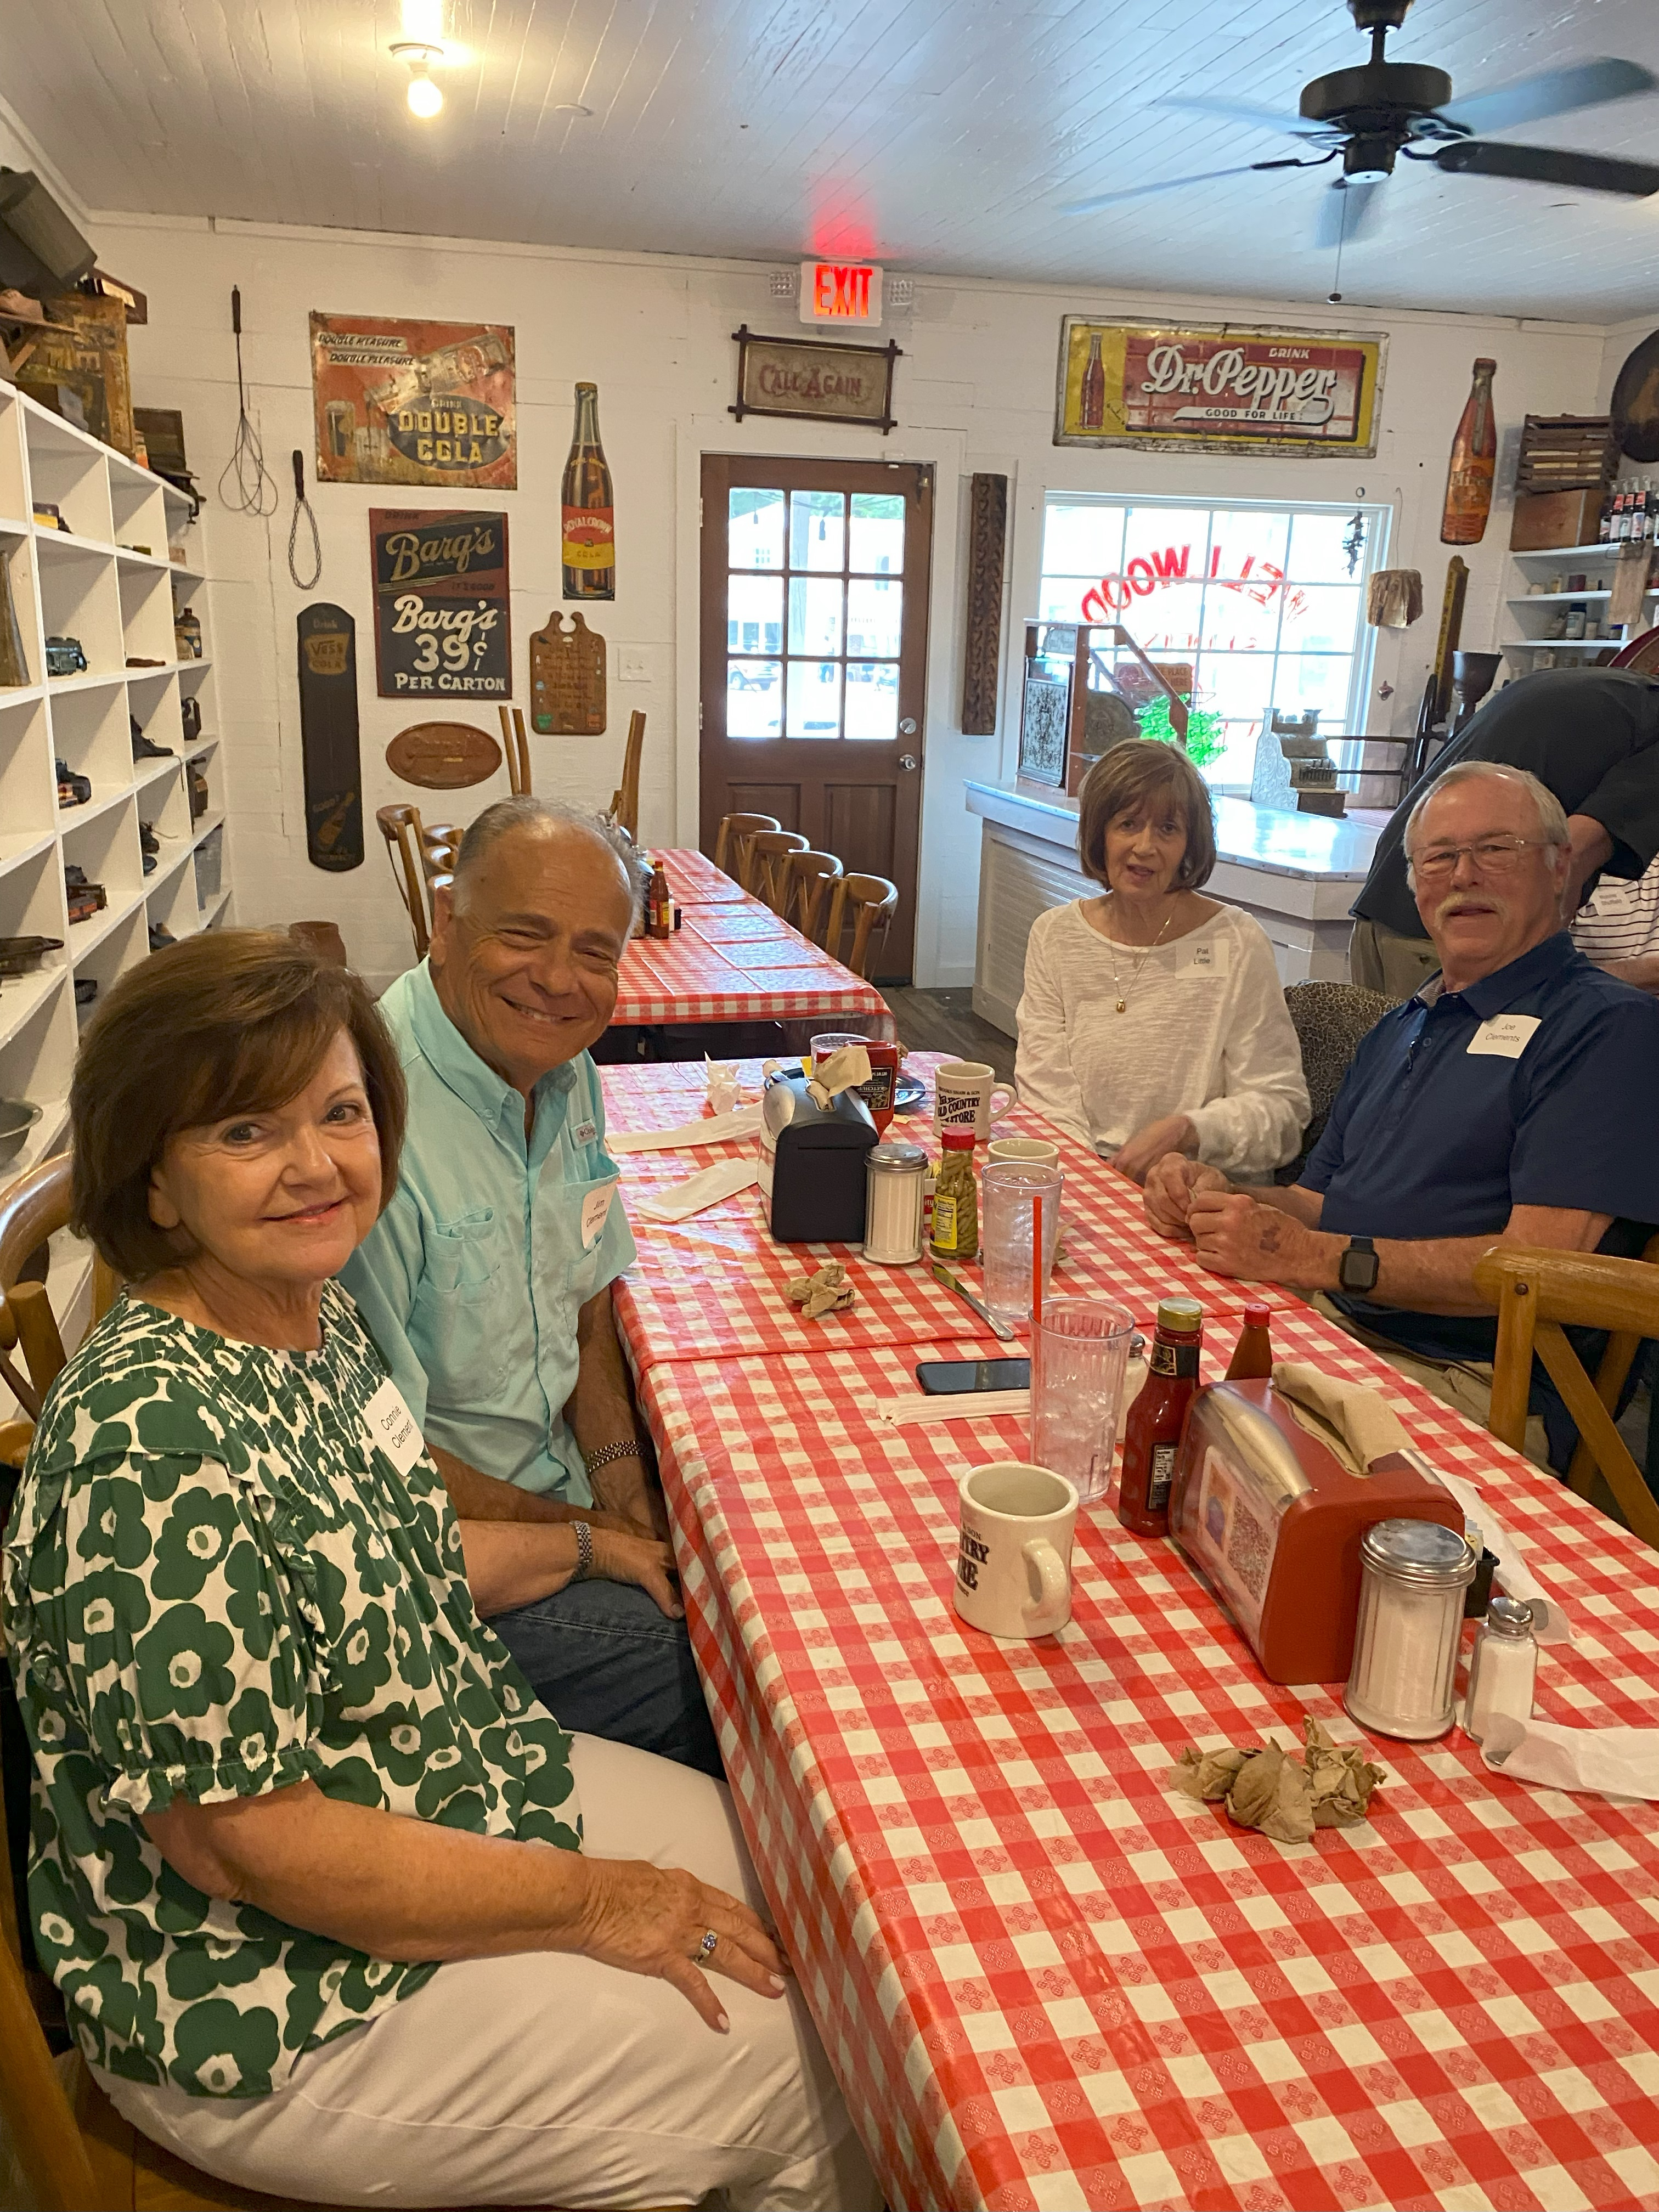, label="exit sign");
[799,261,883,328]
